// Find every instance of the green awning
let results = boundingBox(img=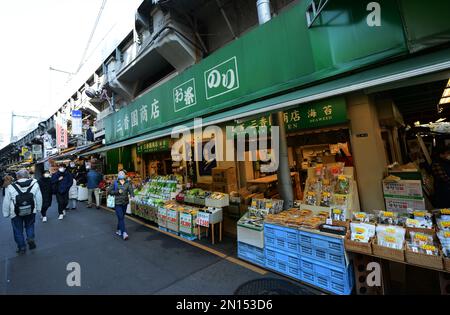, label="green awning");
[84,47,450,156]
